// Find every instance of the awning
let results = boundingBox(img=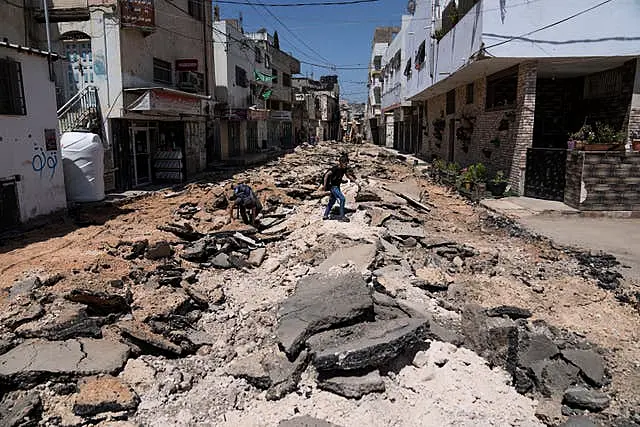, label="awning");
[125,87,211,116]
